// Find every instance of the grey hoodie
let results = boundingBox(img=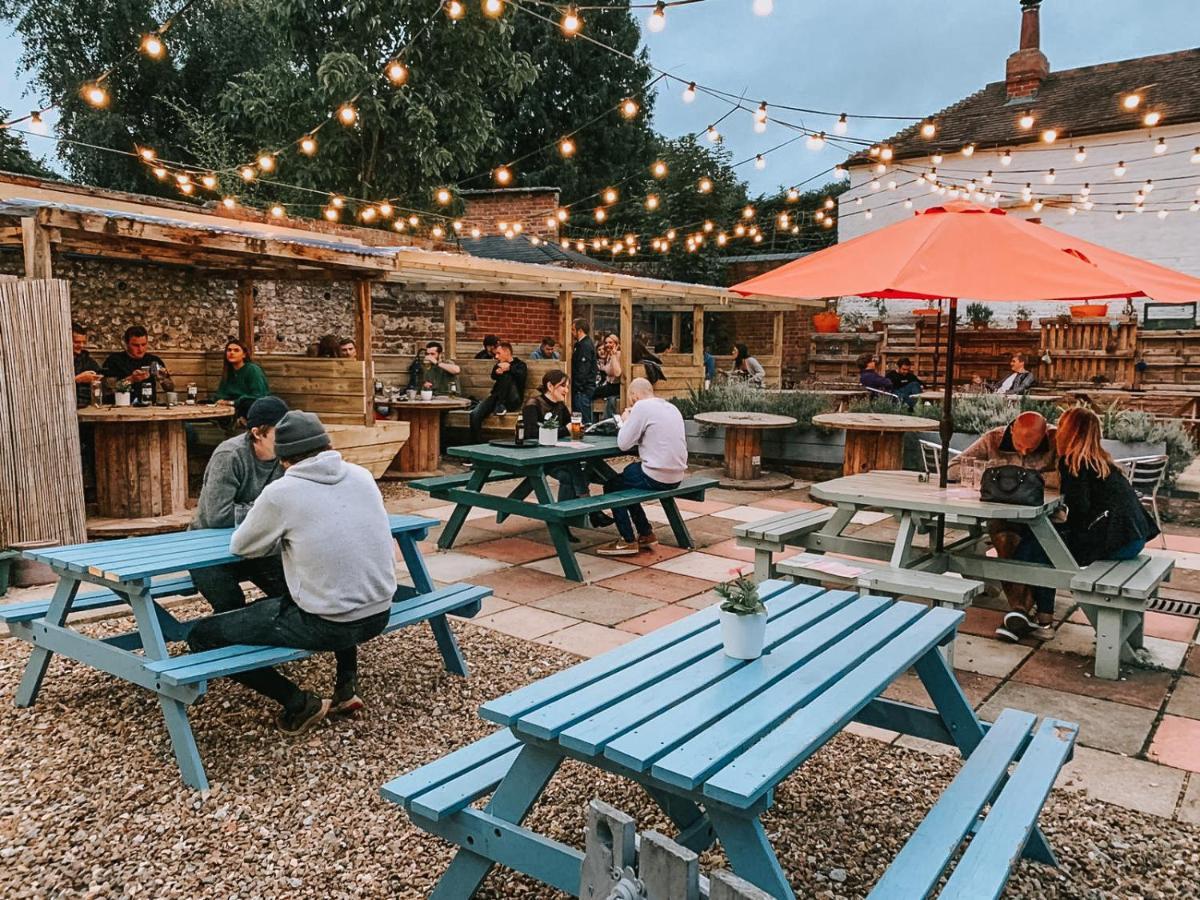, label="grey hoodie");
[230,450,397,622]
